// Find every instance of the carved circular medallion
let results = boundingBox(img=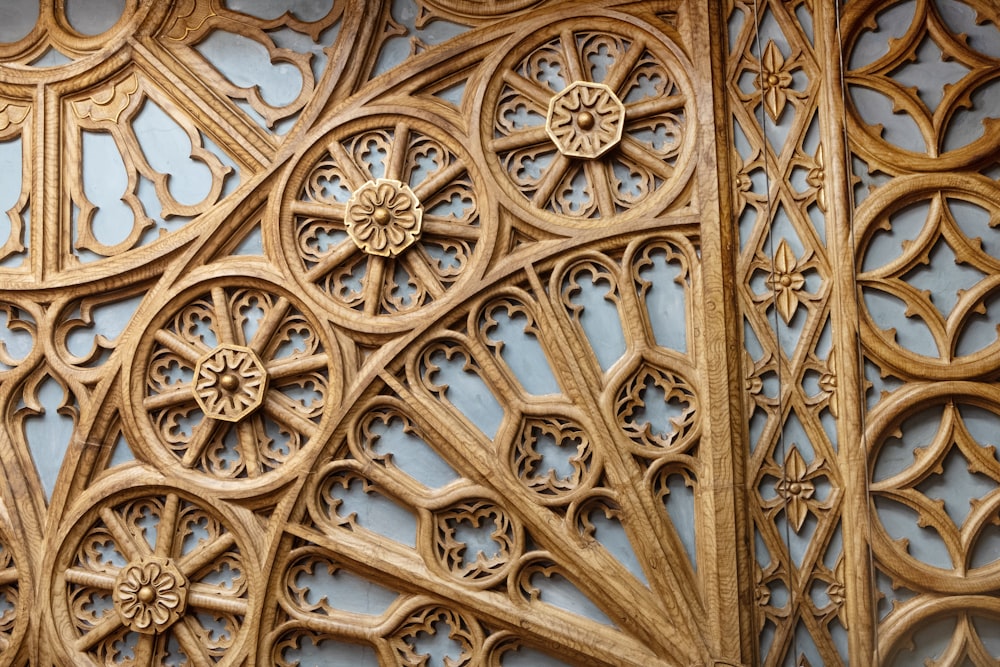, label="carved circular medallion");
[345,178,423,257]
[546,82,625,159]
[277,112,492,333]
[113,556,188,634]
[193,344,268,422]
[124,265,342,493]
[476,14,695,228]
[49,481,258,666]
